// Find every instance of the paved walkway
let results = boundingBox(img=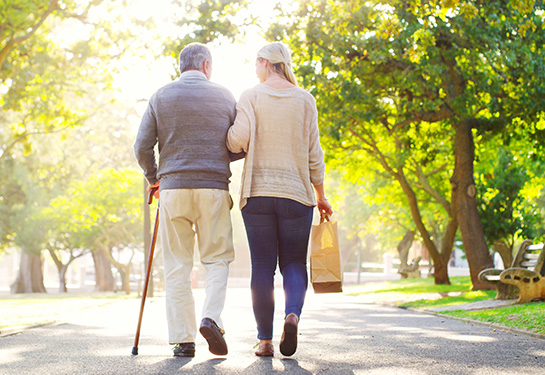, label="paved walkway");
[1,288,544,374]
